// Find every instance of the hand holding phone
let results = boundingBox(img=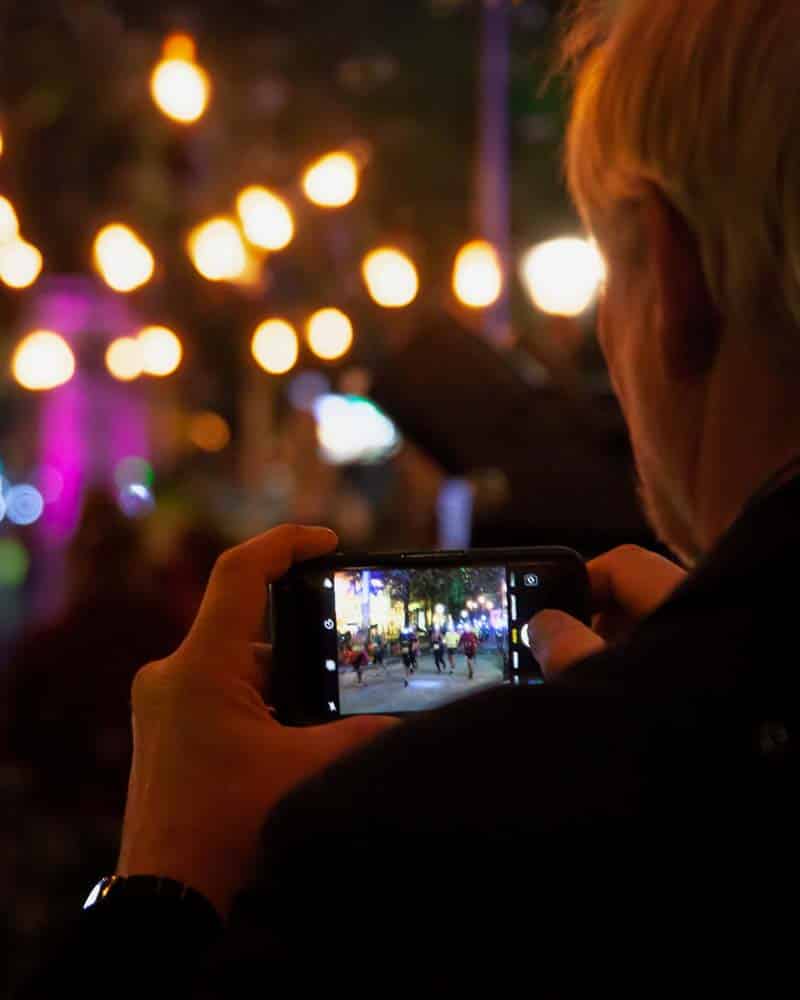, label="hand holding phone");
[269,546,591,725]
